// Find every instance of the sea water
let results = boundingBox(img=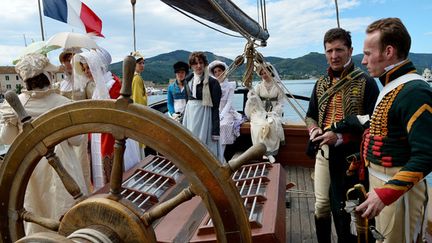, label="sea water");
[150,79,432,184]
[149,79,316,123]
